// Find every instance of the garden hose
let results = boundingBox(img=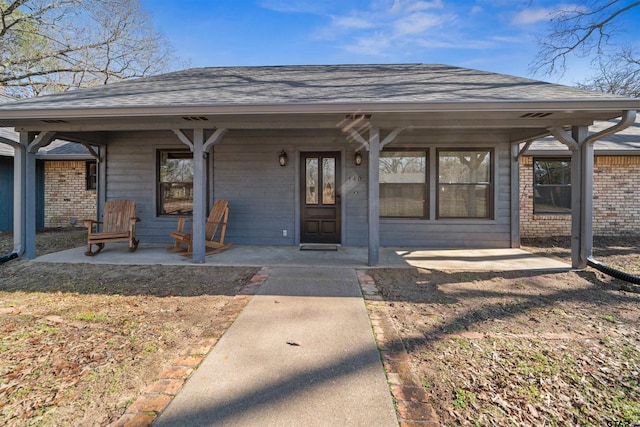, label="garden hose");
[586,257,640,285]
[0,252,18,265]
